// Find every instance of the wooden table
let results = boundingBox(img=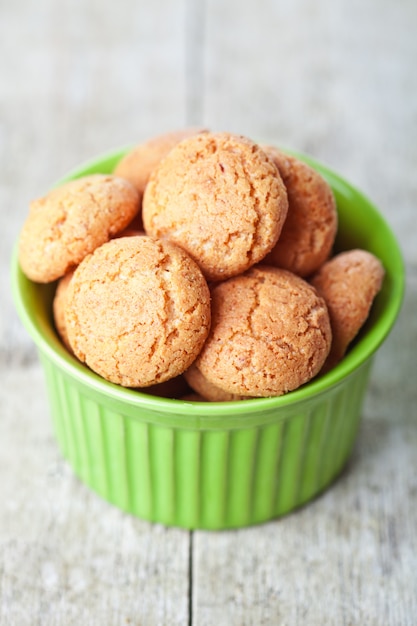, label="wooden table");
[1,0,416,623]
